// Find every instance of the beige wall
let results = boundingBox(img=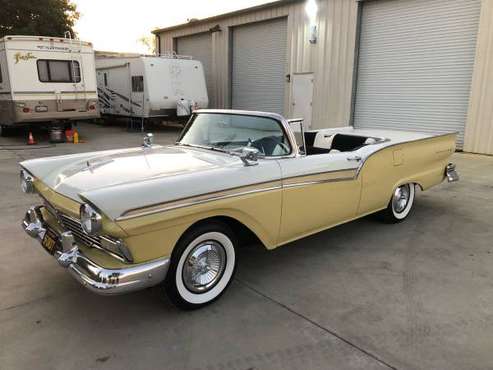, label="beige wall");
[464,0,493,155]
[156,0,359,130]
